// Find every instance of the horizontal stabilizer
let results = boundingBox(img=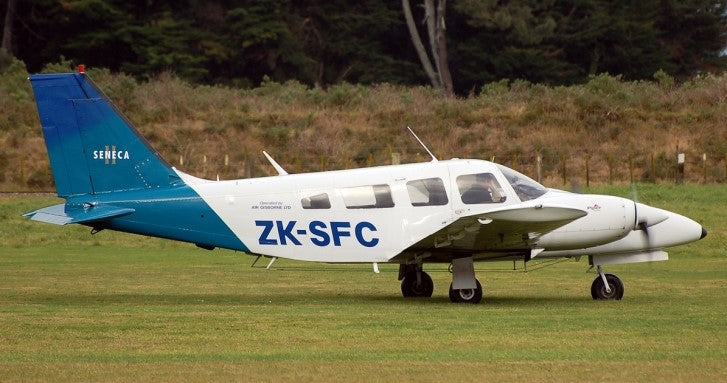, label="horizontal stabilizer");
[24,203,135,225]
